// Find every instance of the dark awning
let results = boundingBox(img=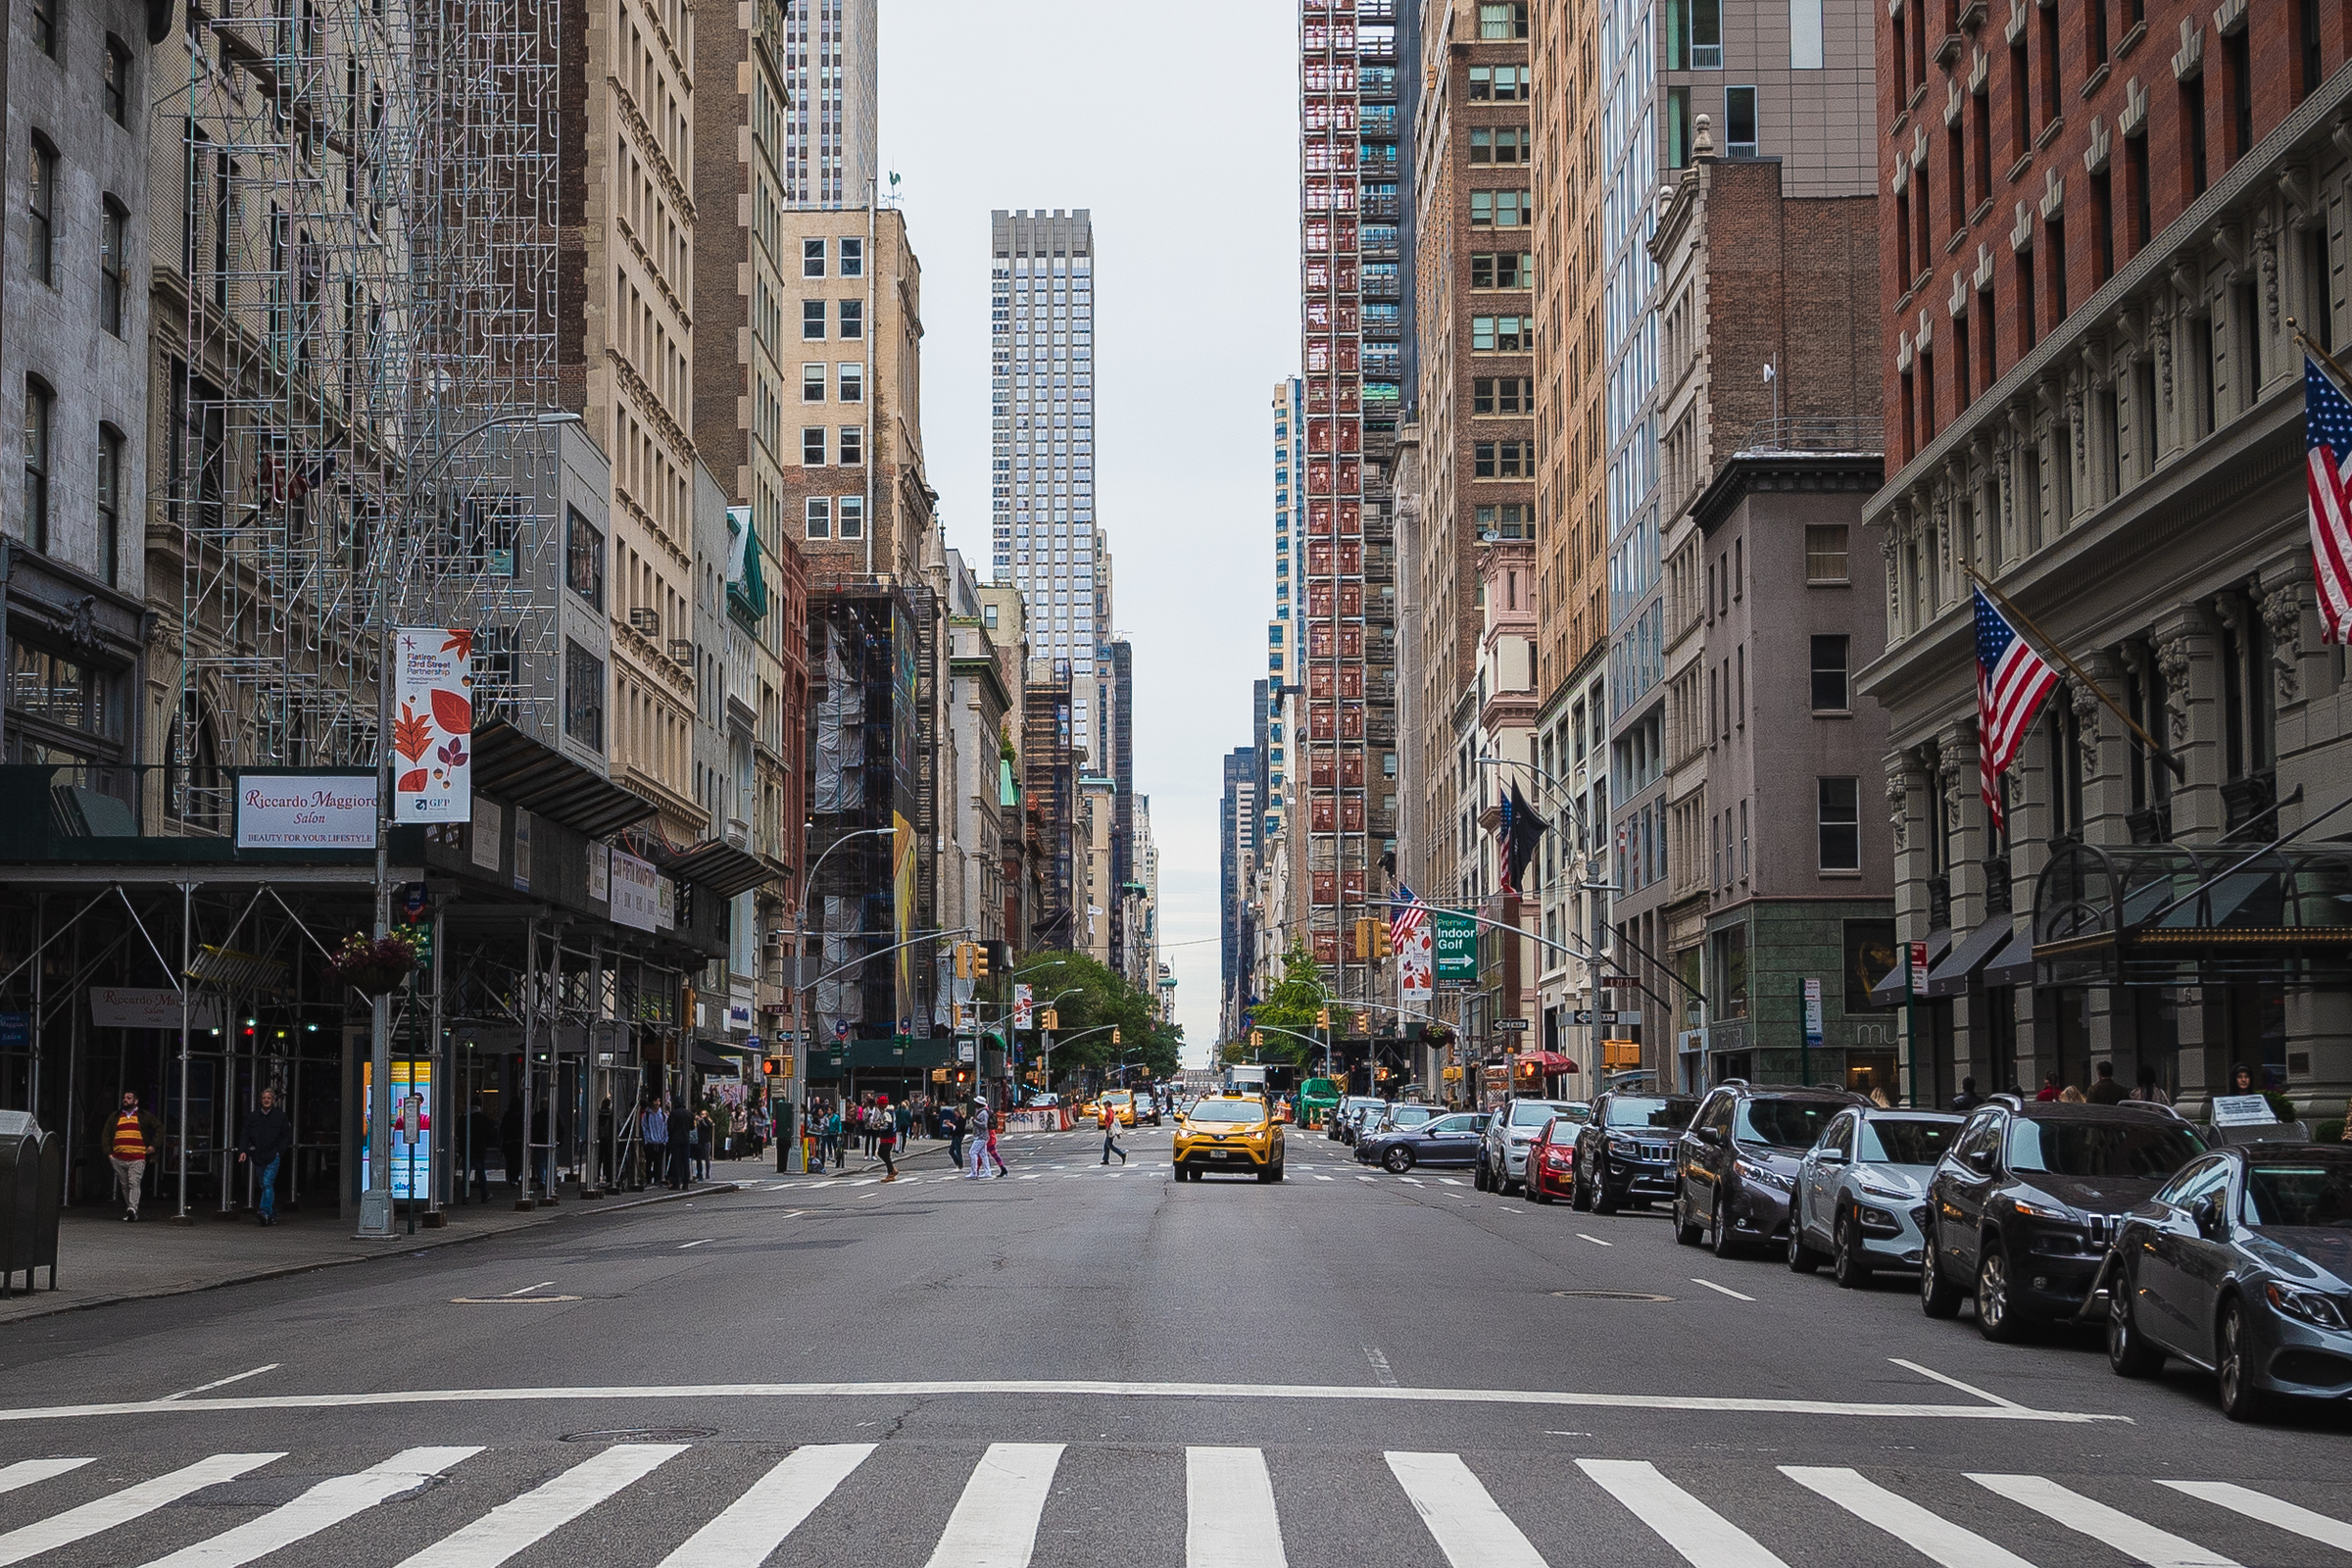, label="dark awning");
[692,1043,749,1072]
[1984,927,2035,989]
[470,719,657,842]
[1925,919,2018,998]
[1869,928,1949,1007]
[662,839,776,901]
